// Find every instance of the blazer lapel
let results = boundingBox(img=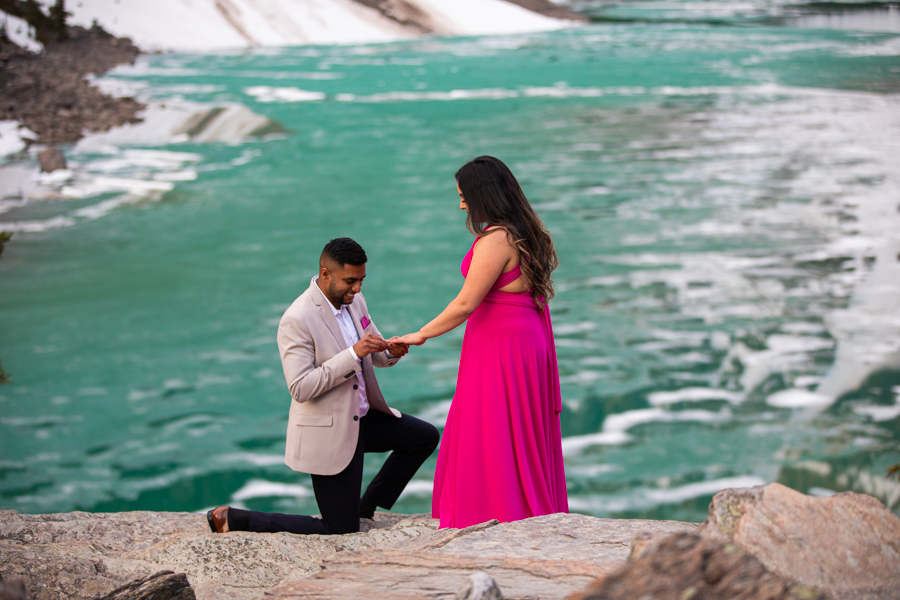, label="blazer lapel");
[347,301,372,373]
[308,278,347,350]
